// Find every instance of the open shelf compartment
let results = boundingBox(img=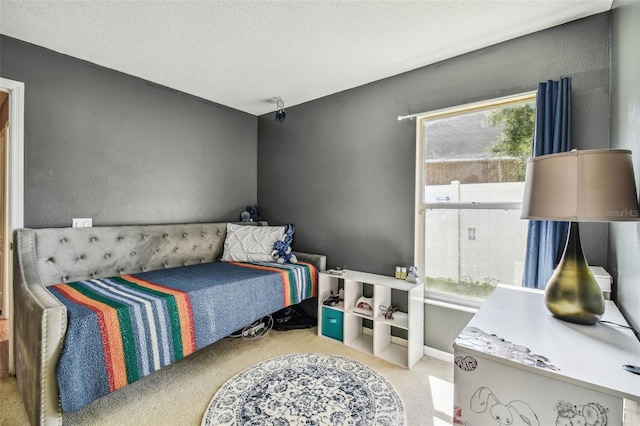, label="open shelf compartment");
[374,322,409,368]
[374,284,409,329]
[344,314,373,355]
